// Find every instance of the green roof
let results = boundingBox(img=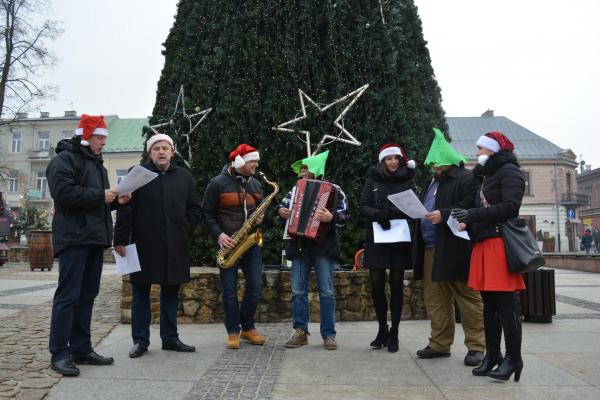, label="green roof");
[104,118,148,152]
